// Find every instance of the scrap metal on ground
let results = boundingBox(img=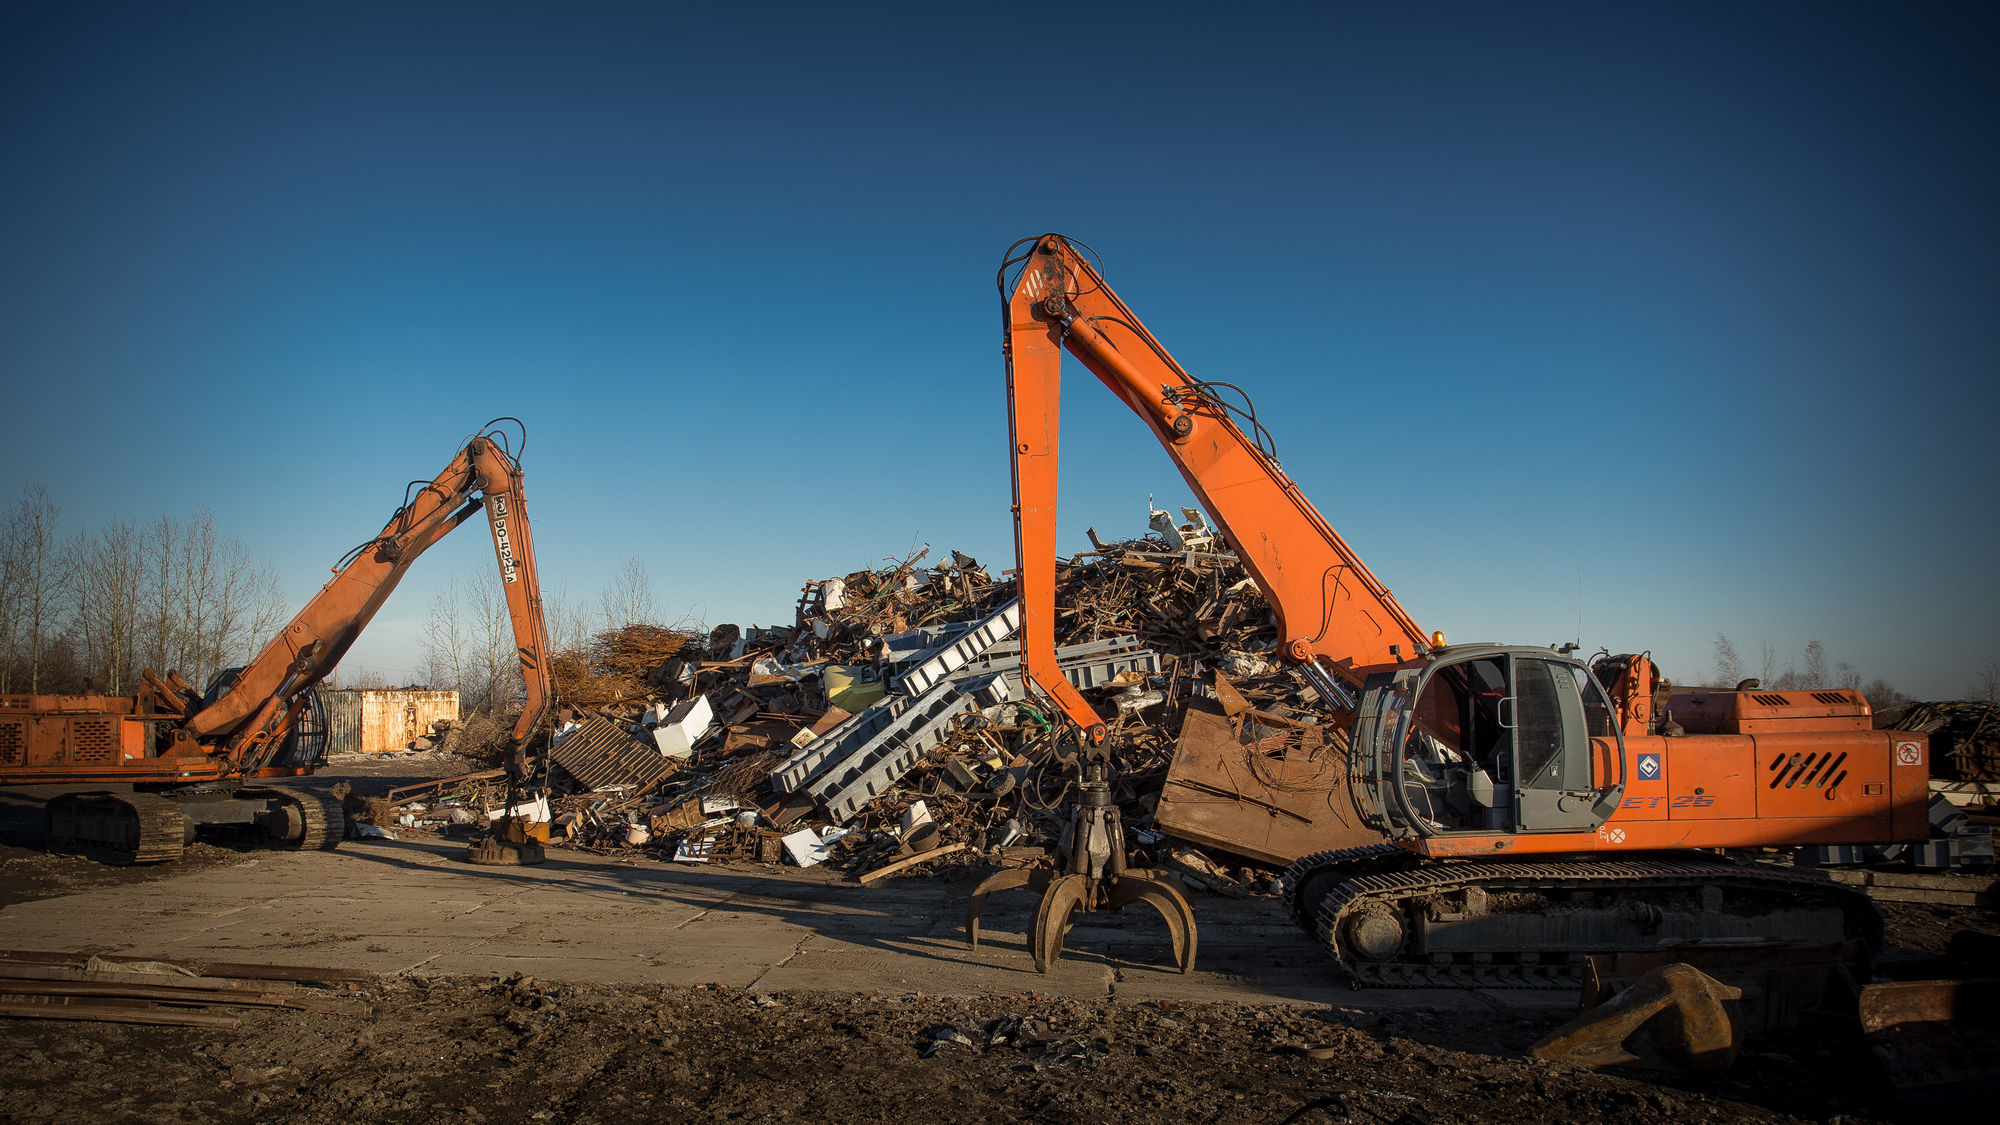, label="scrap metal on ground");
[365,507,1298,895]
[1879,700,2000,783]
[0,950,366,1029]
